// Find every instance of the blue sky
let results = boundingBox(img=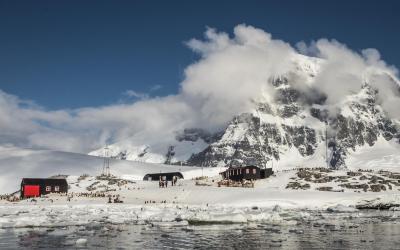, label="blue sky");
[0,0,399,109]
